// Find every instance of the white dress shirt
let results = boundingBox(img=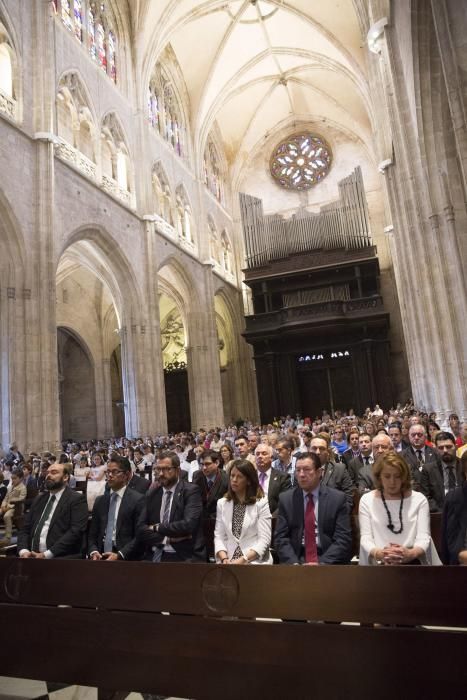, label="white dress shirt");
[19,487,66,559]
